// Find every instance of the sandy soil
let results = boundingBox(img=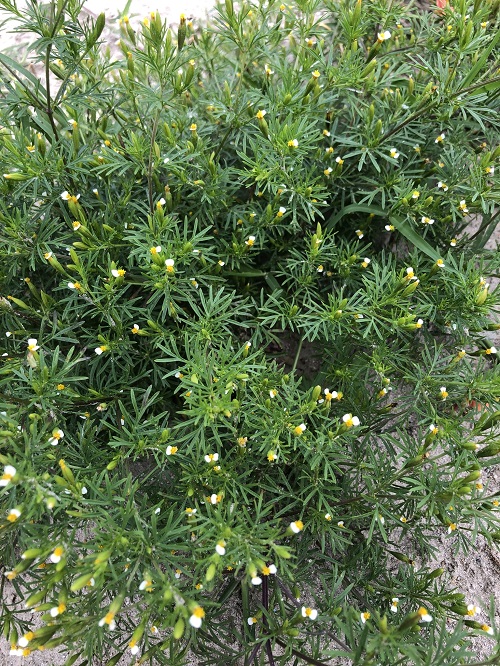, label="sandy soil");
[1,2,499,664]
